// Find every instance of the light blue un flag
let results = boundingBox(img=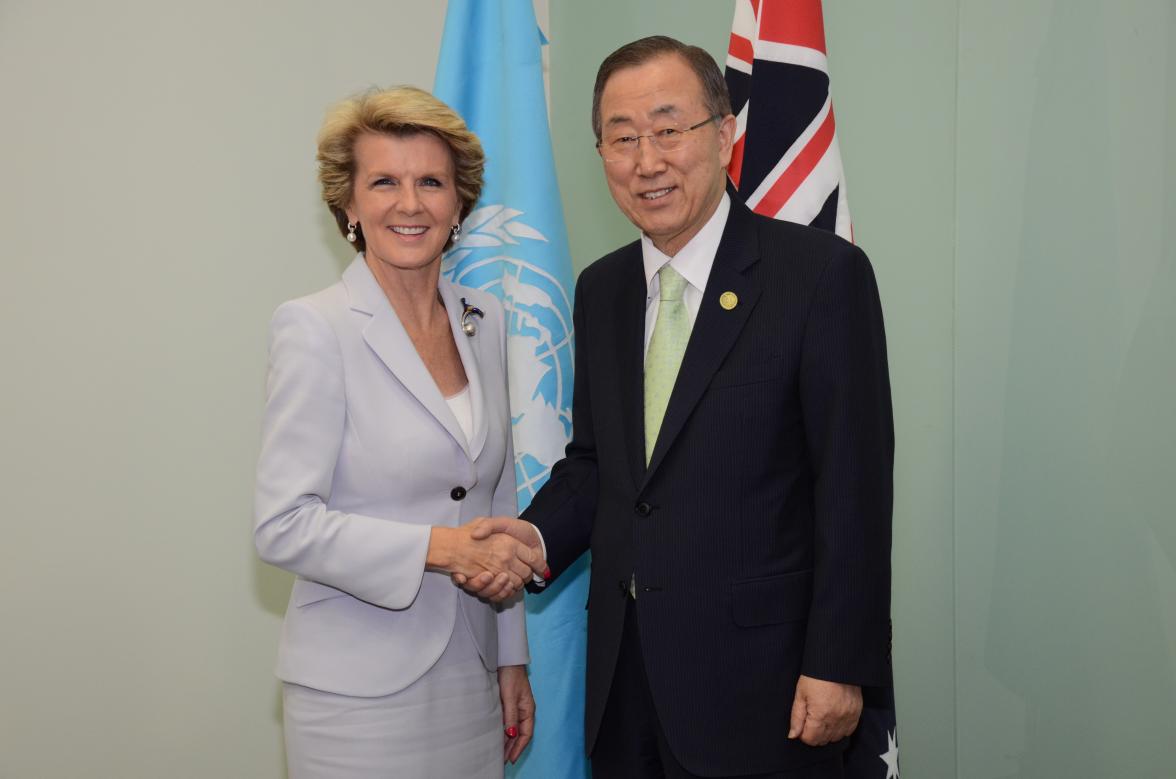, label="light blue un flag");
[435,2,590,777]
